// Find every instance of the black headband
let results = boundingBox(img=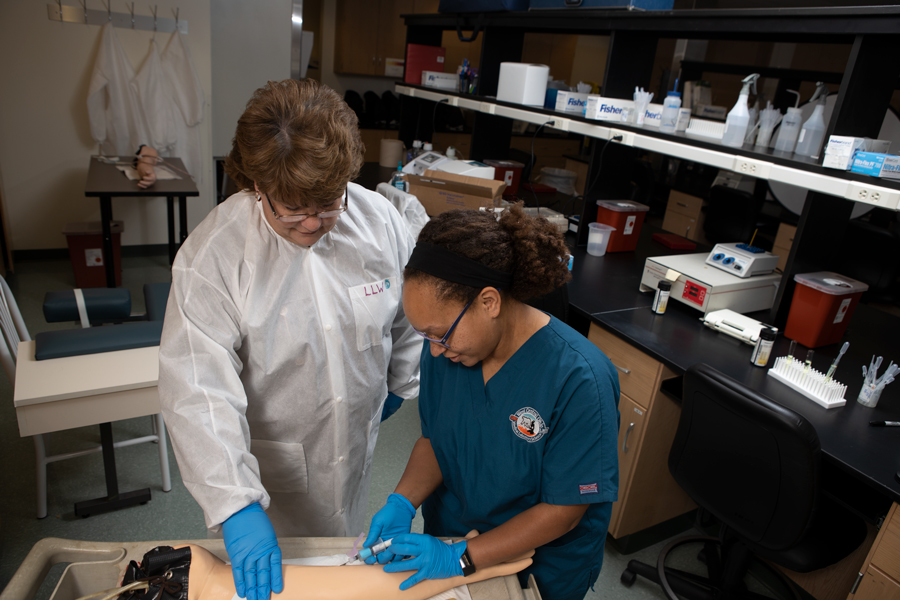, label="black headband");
[406,242,514,290]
